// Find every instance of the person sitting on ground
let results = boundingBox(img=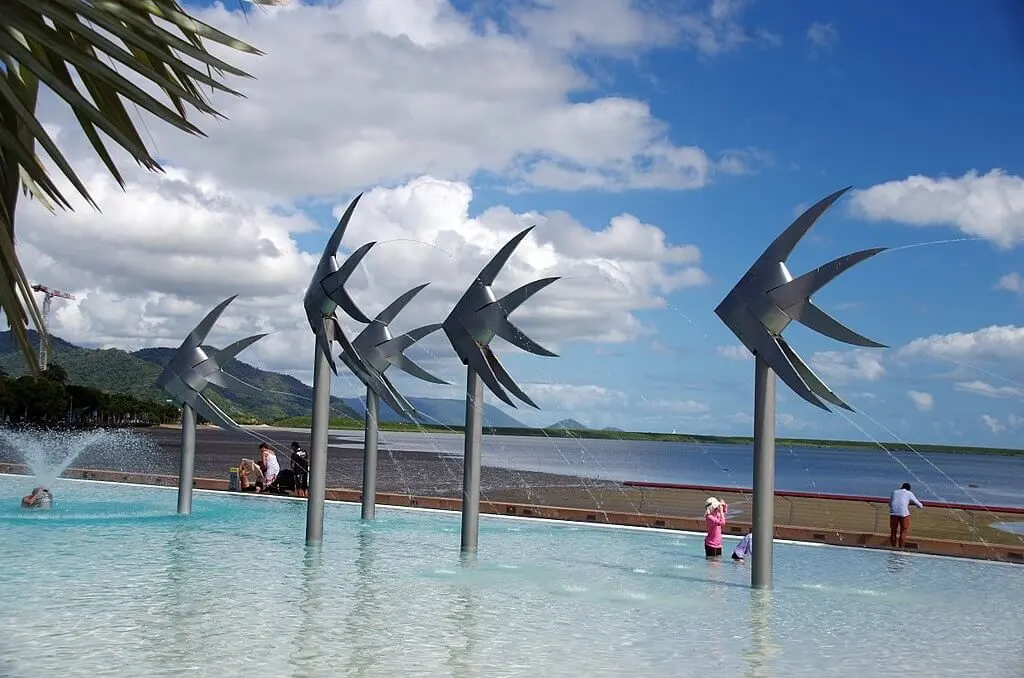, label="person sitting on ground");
[889,482,924,548]
[289,441,309,498]
[21,486,49,507]
[704,496,729,558]
[259,443,280,489]
[732,532,753,561]
[238,458,265,493]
